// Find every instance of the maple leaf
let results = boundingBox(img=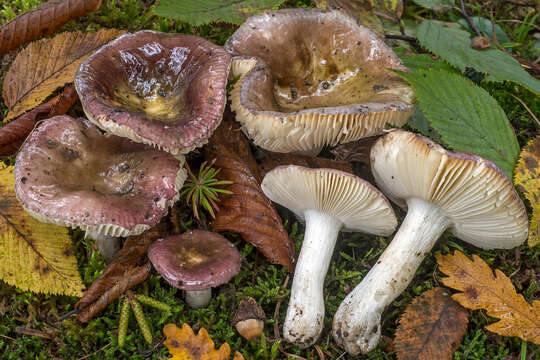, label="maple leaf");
[0,164,84,296]
[437,251,540,344]
[514,135,539,247]
[394,287,469,360]
[2,29,124,122]
[0,0,102,55]
[164,323,245,360]
[203,115,295,271]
